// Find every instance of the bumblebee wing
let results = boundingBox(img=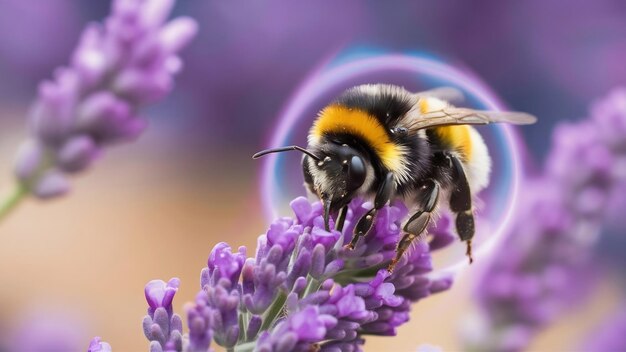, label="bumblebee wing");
[408,107,537,130]
[414,87,465,104]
